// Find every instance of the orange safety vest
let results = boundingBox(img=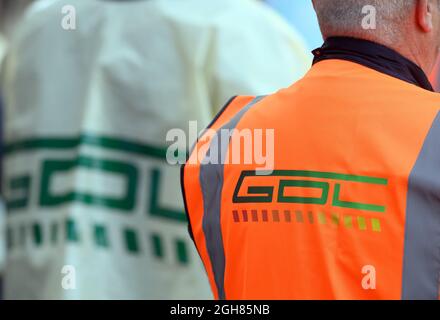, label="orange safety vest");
[182,38,440,300]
